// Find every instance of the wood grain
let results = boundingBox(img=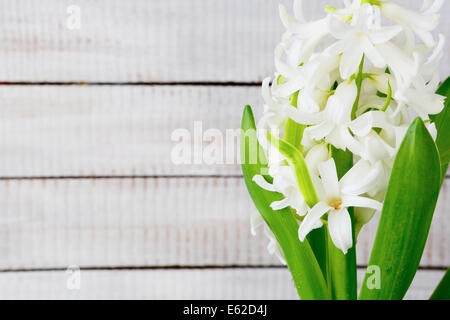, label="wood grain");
[0,0,447,82]
[0,0,448,300]
[3,85,447,178]
[0,177,448,270]
[0,268,443,300]
[0,85,259,177]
